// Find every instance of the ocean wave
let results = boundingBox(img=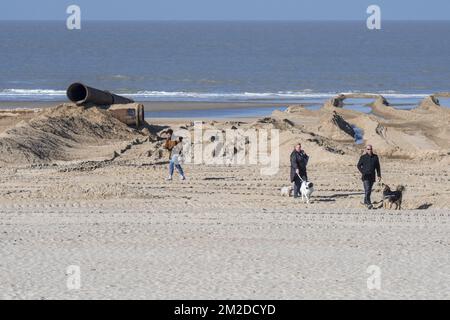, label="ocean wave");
[0,89,66,96]
[129,91,338,100]
[0,89,431,102]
